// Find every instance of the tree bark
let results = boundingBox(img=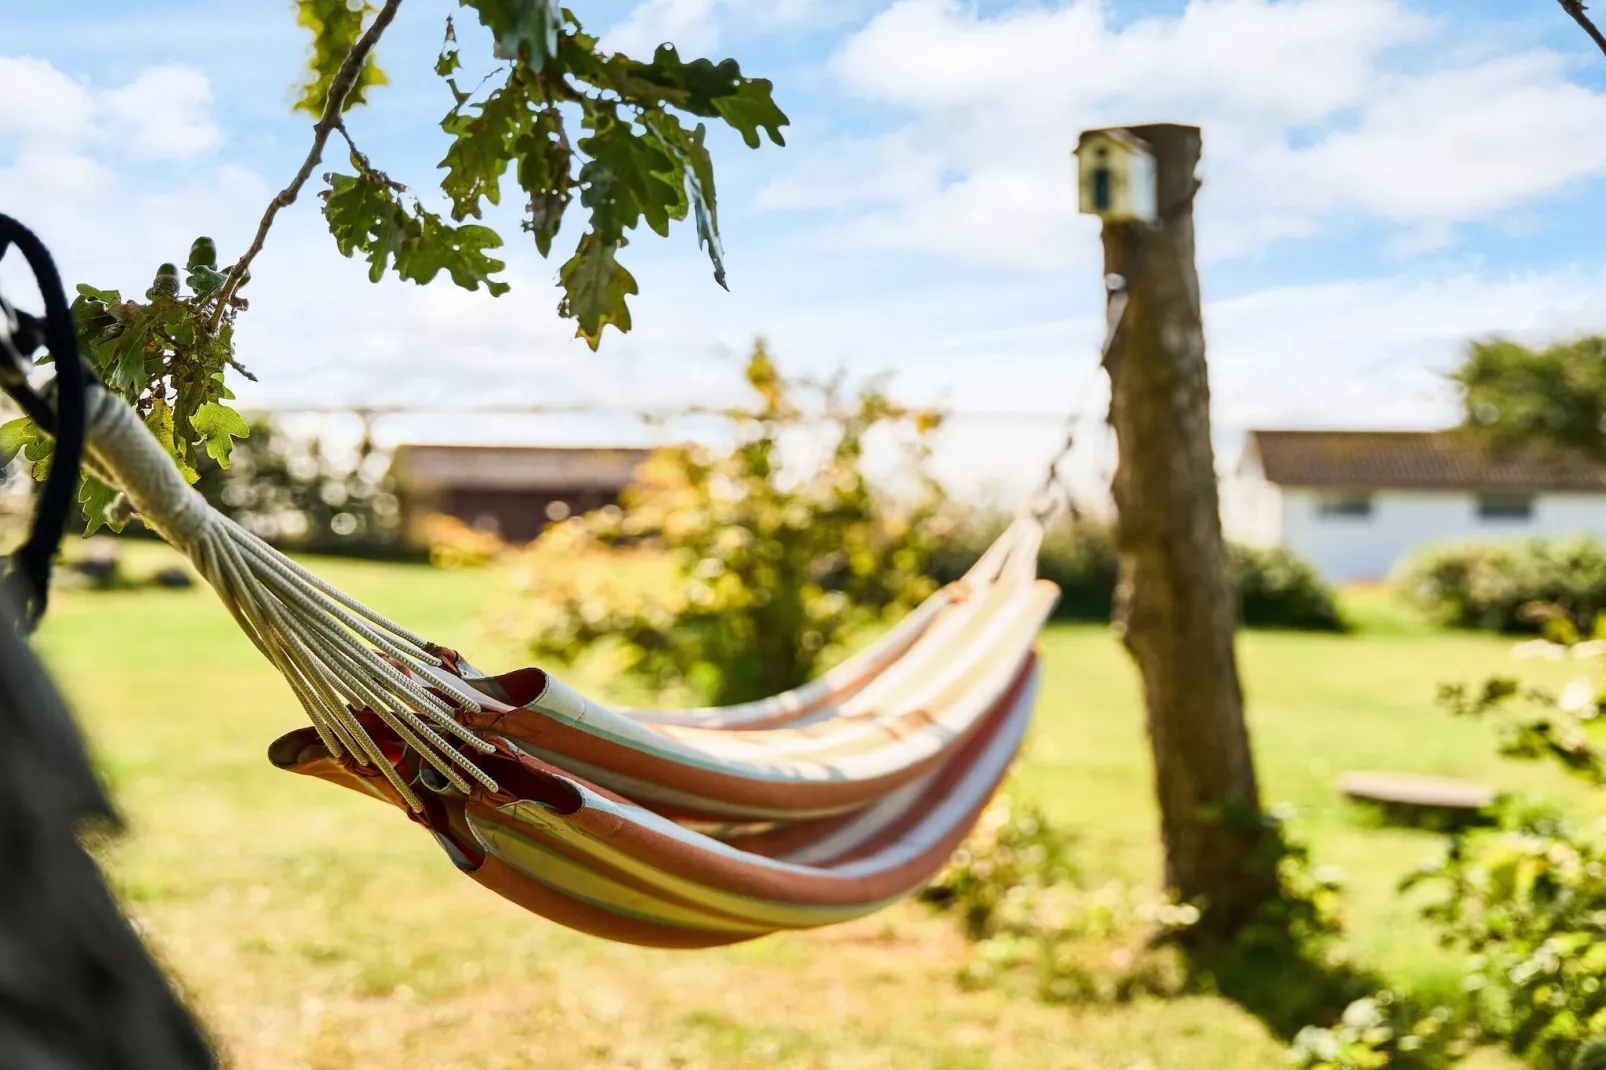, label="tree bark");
[1099,124,1276,939]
